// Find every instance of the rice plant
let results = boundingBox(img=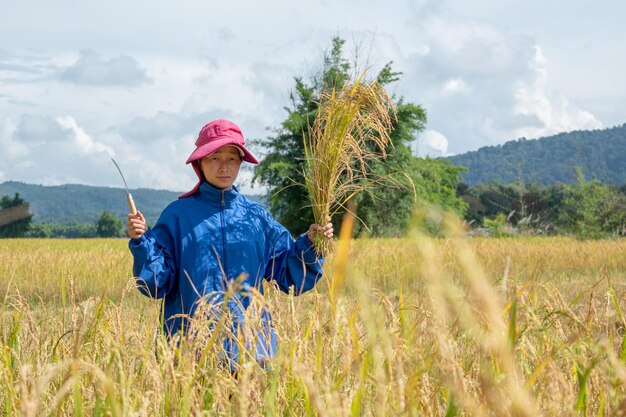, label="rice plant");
[1,233,626,415]
[303,70,396,254]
